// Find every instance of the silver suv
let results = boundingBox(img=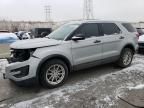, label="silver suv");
[4,20,138,88]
